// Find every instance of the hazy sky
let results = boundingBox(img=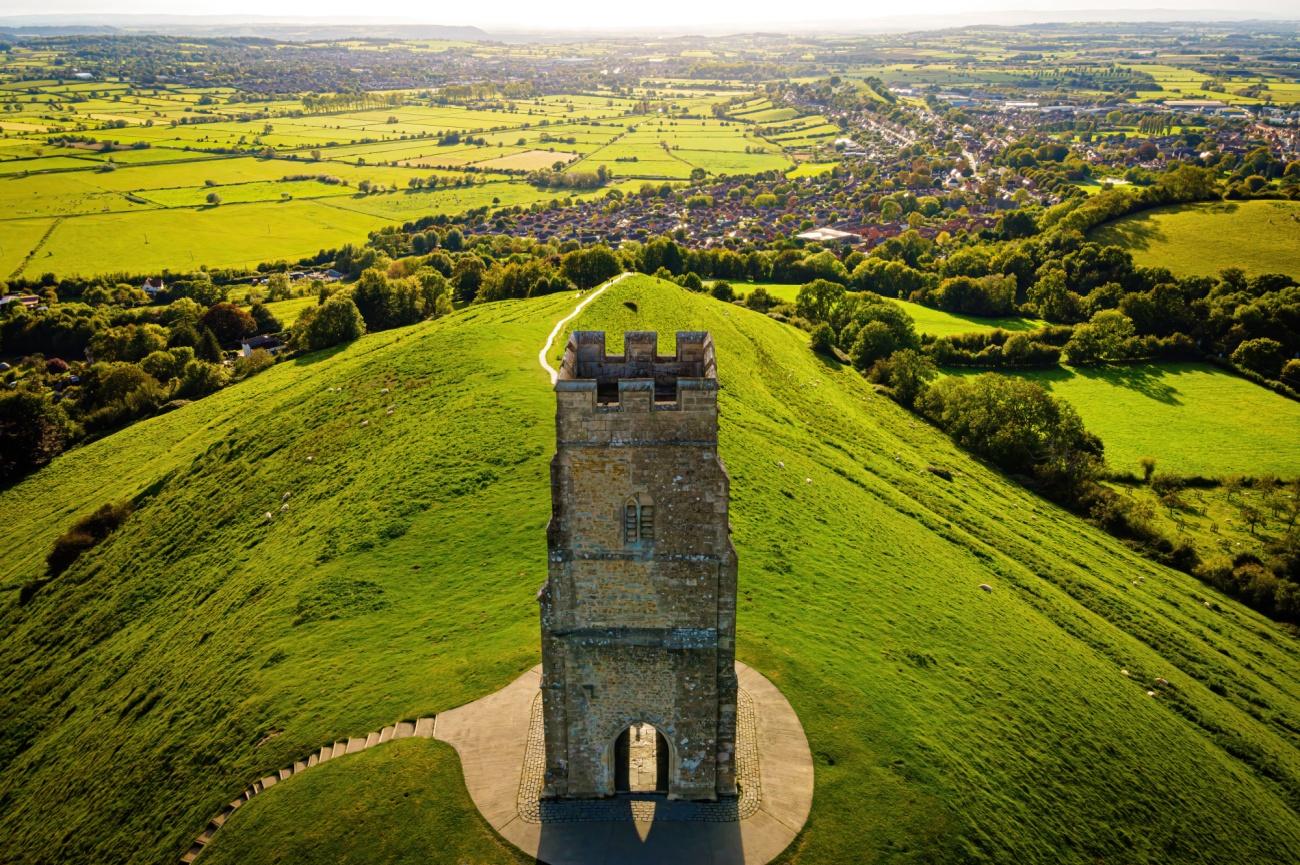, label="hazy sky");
[0,1,1294,31]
